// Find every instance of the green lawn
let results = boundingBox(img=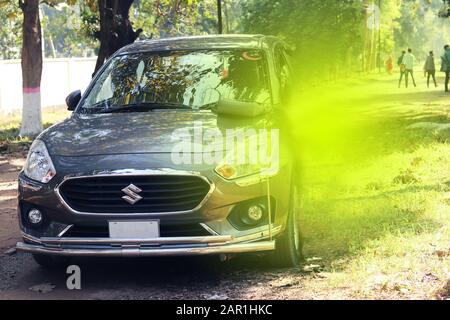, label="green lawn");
[290,74,449,299]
